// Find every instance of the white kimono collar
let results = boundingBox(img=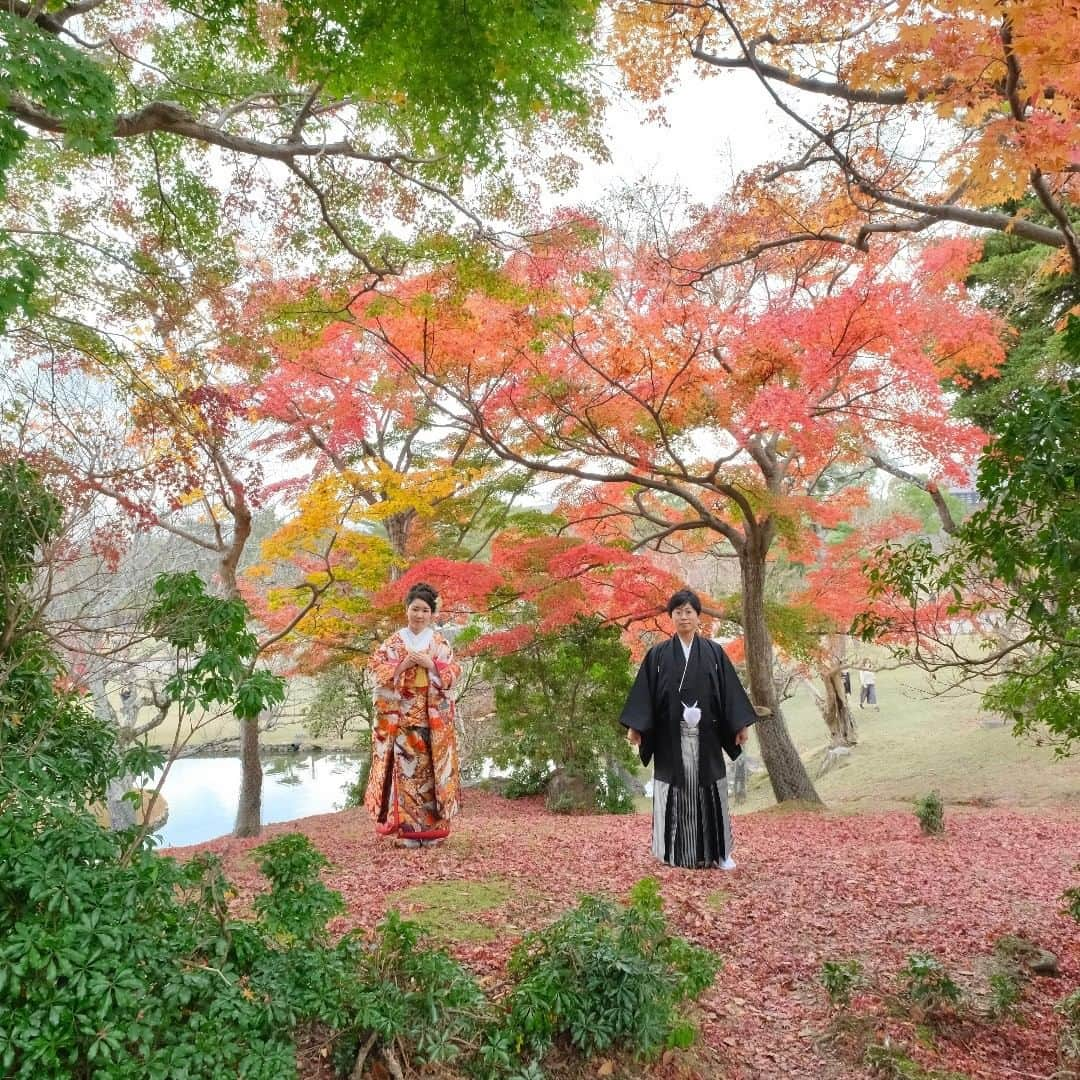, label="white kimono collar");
[399,626,435,651]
